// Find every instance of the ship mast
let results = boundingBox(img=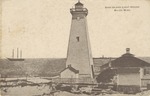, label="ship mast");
[12,49,14,58]
[20,50,22,58]
[17,48,19,58]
